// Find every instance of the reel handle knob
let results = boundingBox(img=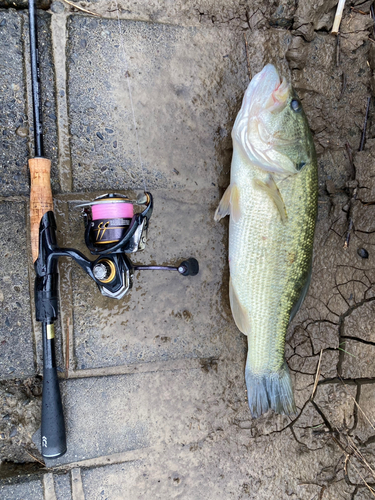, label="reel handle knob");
[178,258,199,276]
